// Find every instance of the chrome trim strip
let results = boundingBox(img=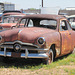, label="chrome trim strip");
[21,47,48,51]
[0,45,13,49]
[4,47,6,57]
[1,47,48,52]
[3,41,39,48]
[21,53,48,58]
[0,45,48,52]
[25,49,28,58]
